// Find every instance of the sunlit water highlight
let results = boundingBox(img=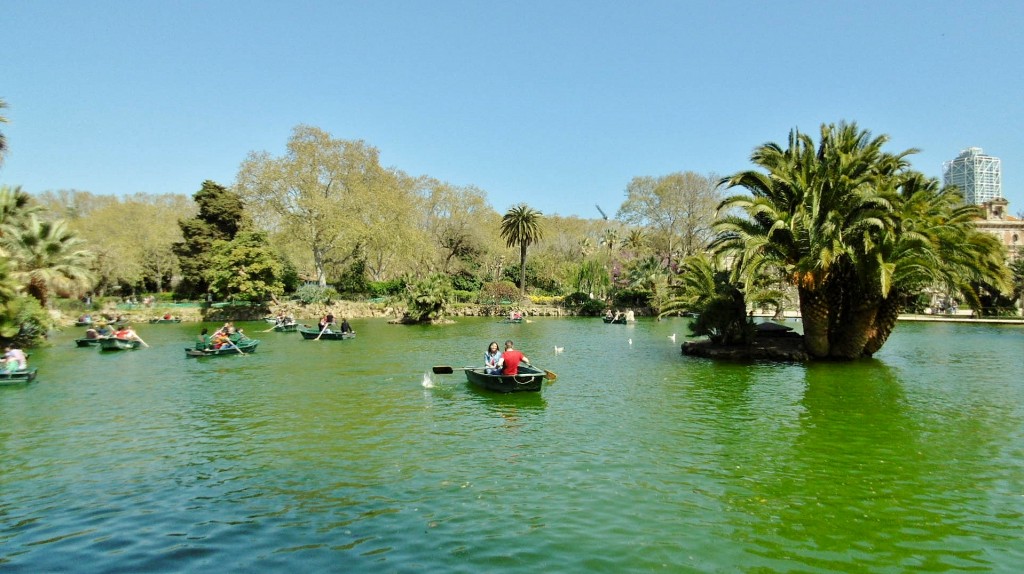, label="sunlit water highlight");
[1,317,1022,572]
